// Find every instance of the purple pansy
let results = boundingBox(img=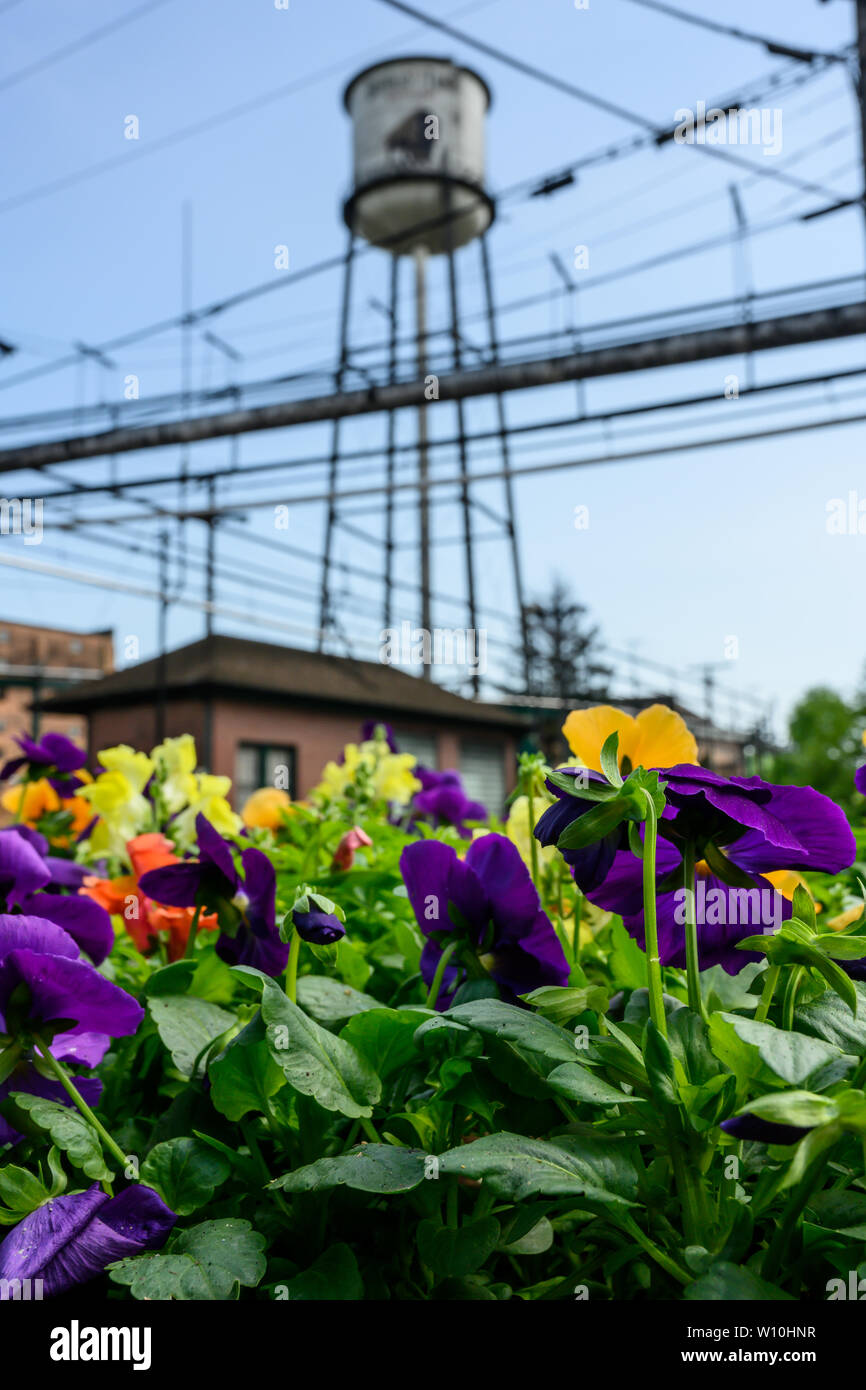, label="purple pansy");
[139,814,287,977]
[0,829,51,906]
[0,1183,175,1299]
[0,732,88,795]
[18,893,114,966]
[537,766,855,974]
[0,945,144,1040]
[534,768,622,893]
[720,1114,810,1145]
[856,765,866,797]
[292,908,346,946]
[399,832,569,1009]
[412,767,487,836]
